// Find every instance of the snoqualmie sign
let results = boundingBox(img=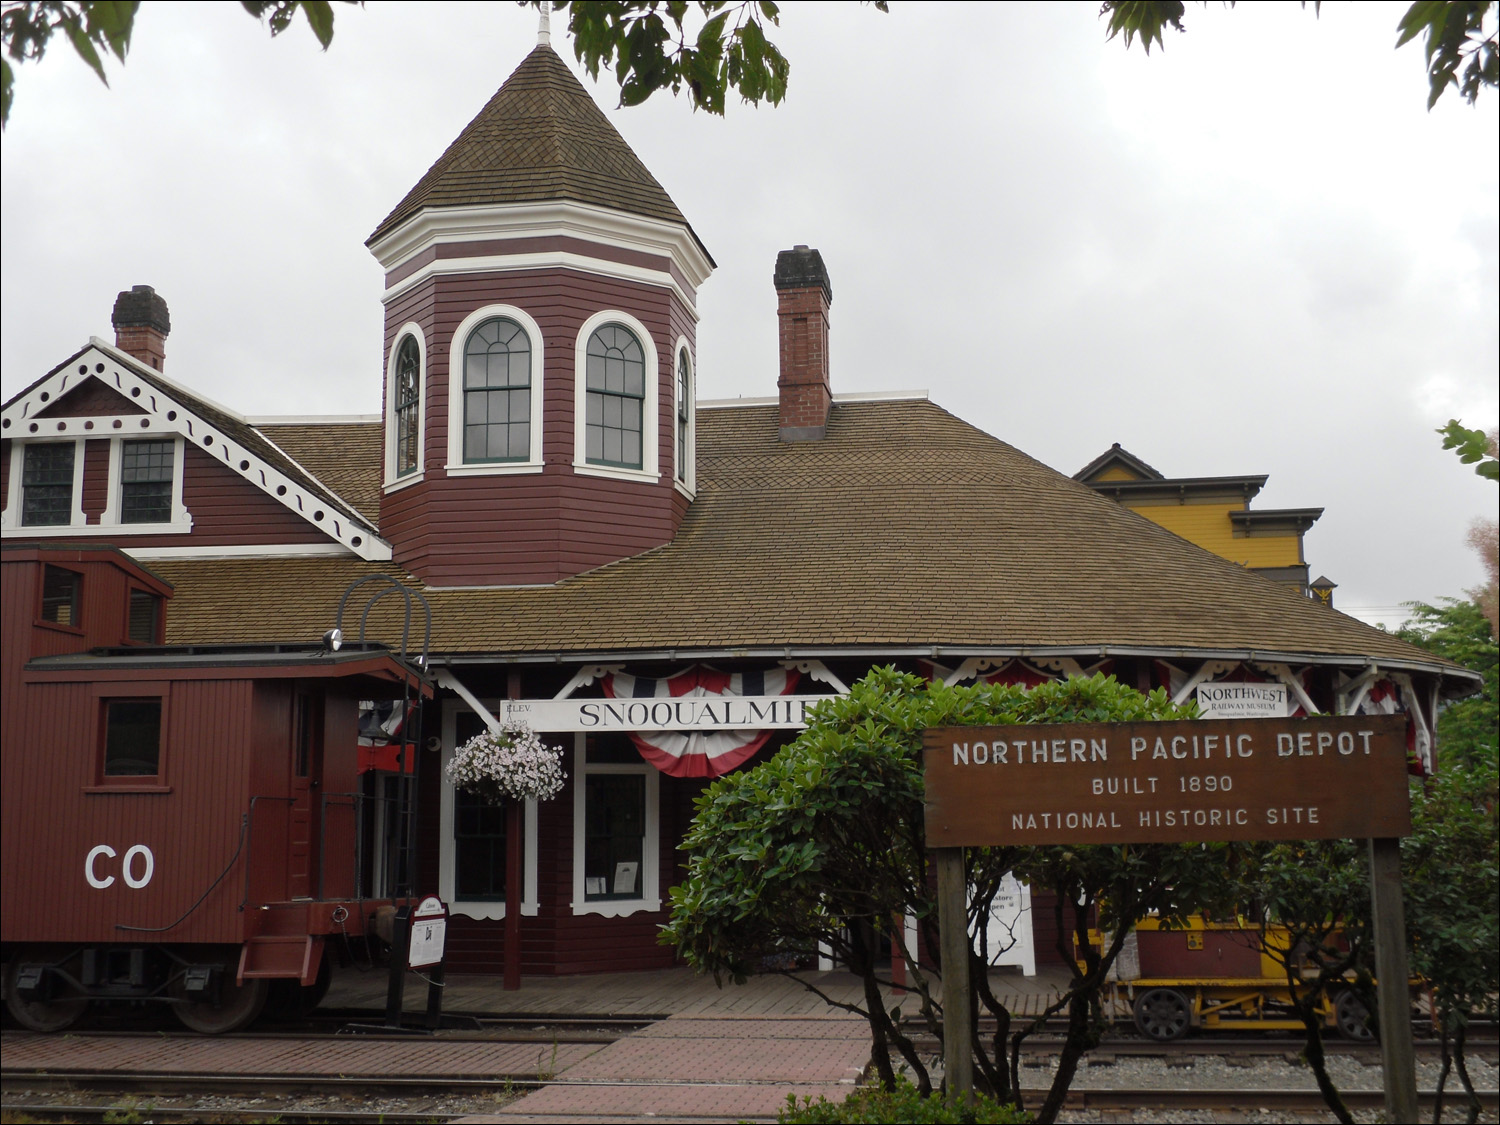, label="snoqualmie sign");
[494,695,824,732]
[922,715,1410,846]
